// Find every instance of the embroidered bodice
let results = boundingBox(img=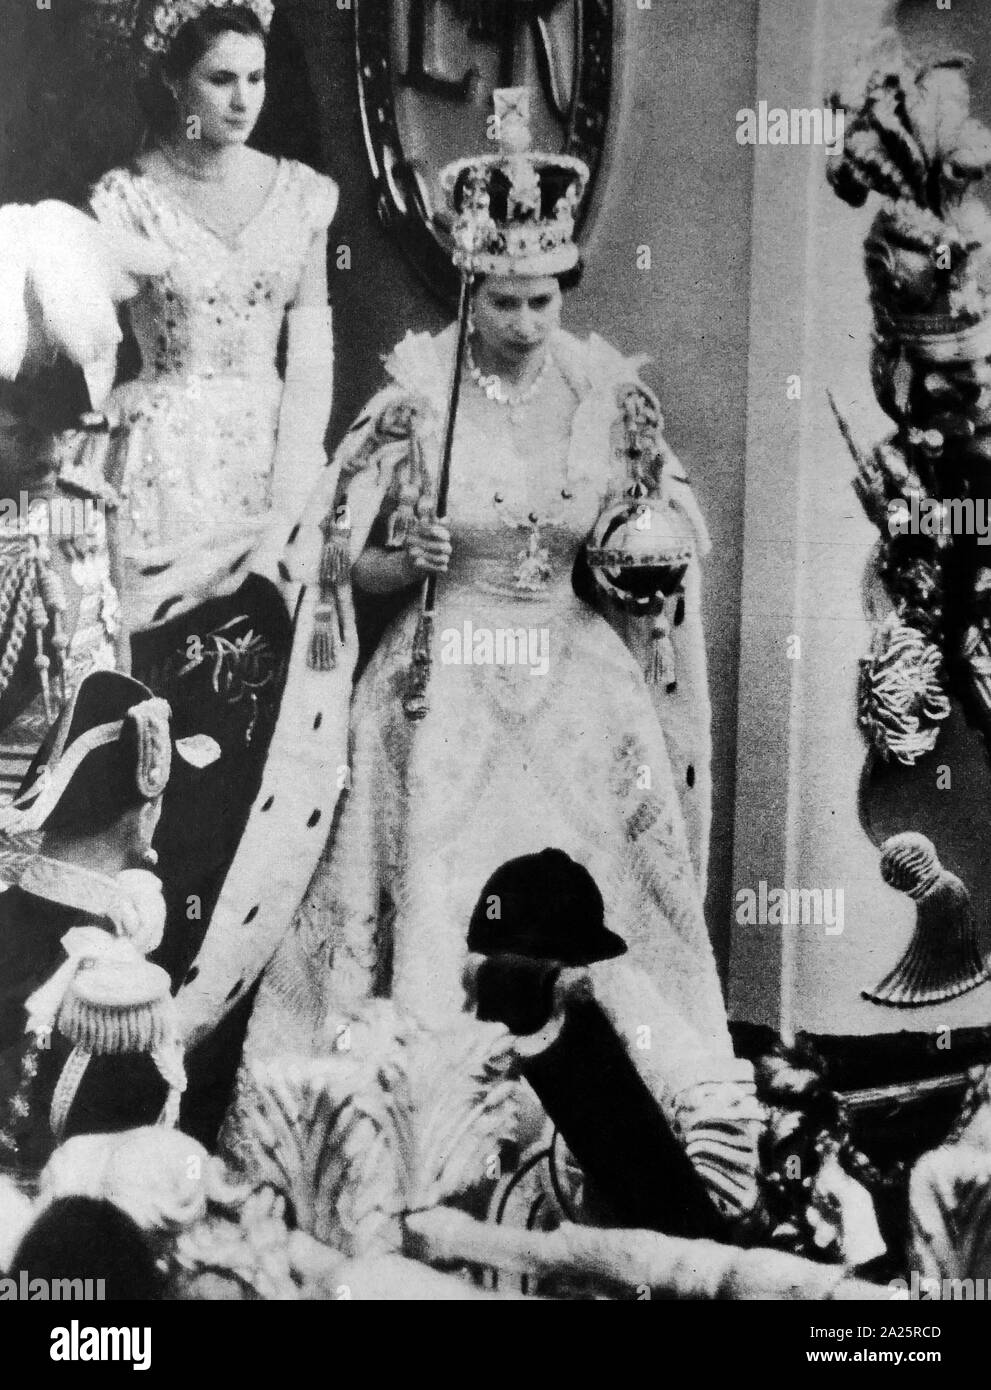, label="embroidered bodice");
[90,159,338,388]
[351,326,708,617]
[440,385,608,611]
[63,159,338,619]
